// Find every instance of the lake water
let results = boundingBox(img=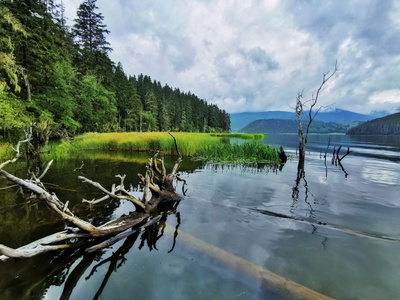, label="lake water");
[0,134,399,299]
